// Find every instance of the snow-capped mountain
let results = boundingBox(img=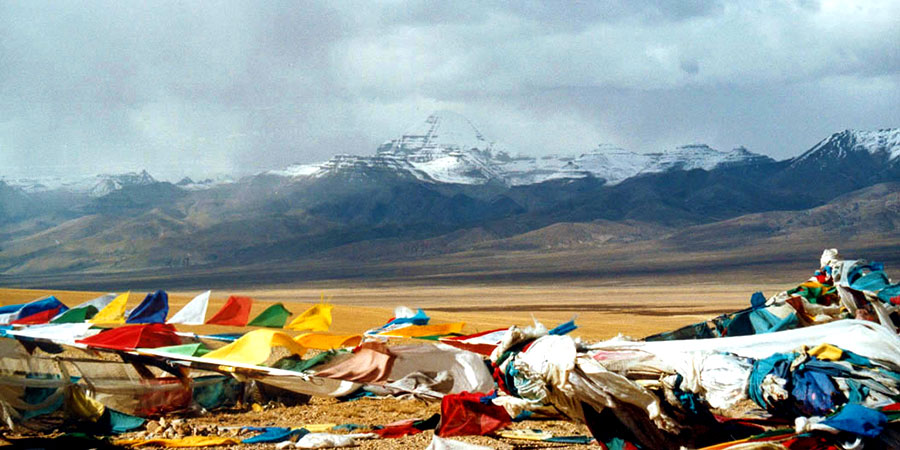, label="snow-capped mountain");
[791,129,900,166]
[84,170,157,197]
[273,111,506,185]
[499,144,774,186]
[2,170,159,197]
[272,111,774,187]
[1,176,58,194]
[643,144,773,173]
[772,128,900,198]
[377,110,494,157]
[373,110,504,184]
[175,175,235,191]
